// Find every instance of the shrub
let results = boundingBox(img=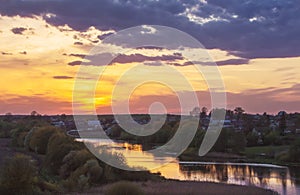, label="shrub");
[0,121,14,138]
[24,128,36,150]
[60,149,94,179]
[0,154,36,194]
[16,131,28,147]
[62,166,89,192]
[10,128,25,147]
[62,158,103,191]
[84,159,103,183]
[105,181,144,195]
[44,132,83,174]
[35,180,60,193]
[117,170,153,182]
[29,126,60,154]
[263,131,282,146]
